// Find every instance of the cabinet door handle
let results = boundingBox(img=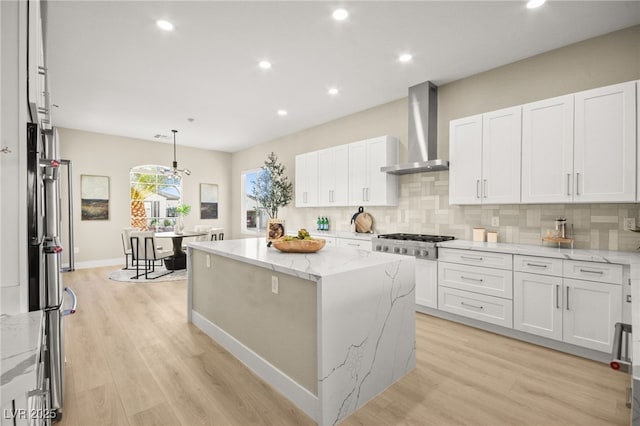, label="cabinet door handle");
[566,286,570,310]
[556,284,560,309]
[576,172,580,196]
[579,268,604,274]
[476,179,480,199]
[460,255,483,261]
[460,275,484,283]
[460,301,484,310]
[526,262,548,268]
[484,180,488,198]
[567,173,571,196]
